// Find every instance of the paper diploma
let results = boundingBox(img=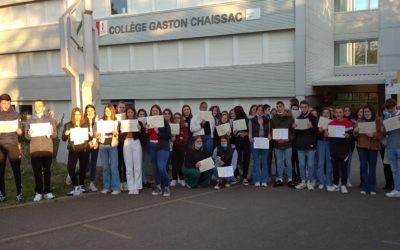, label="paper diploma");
[253,137,270,149]
[233,119,247,131]
[217,166,234,178]
[328,125,345,138]
[0,119,18,133]
[272,129,288,140]
[291,110,301,118]
[147,115,164,128]
[170,123,180,135]
[30,122,51,137]
[198,157,215,172]
[116,113,126,121]
[383,116,400,132]
[318,117,332,130]
[96,120,116,133]
[199,111,213,122]
[216,123,231,136]
[357,121,376,134]
[120,119,139,133]
[70,127,89,144]
[295,119,309,130]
